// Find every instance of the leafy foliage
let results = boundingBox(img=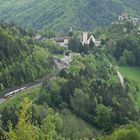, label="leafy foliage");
[40,54,139,131]
[96,23,140,67]
[4,98,65,140]
[100,124,140,140]
[0,23,53,92]
[0,0,140,31]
